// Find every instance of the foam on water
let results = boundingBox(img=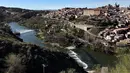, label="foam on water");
[68,50,88,70]
[18,30,34,34]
